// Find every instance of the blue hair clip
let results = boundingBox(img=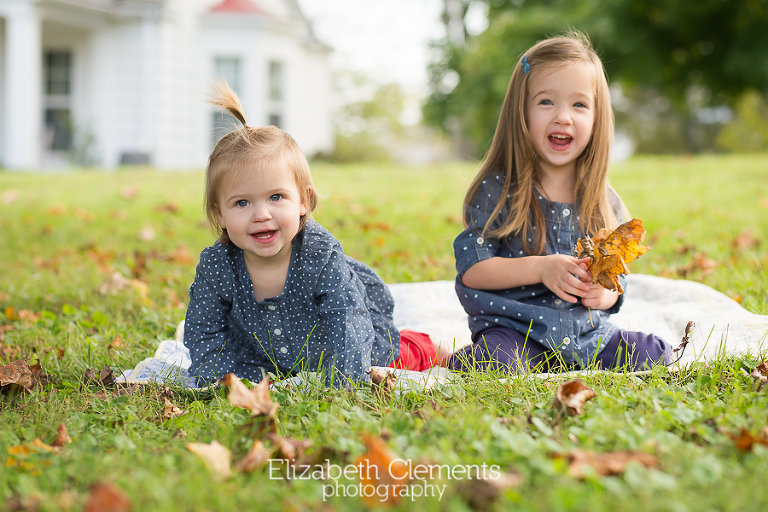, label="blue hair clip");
[521,55,531,75]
